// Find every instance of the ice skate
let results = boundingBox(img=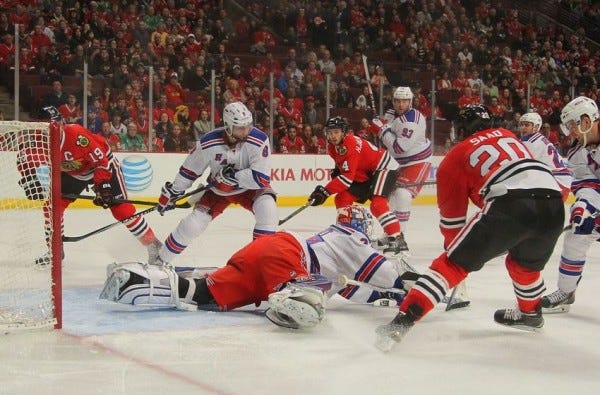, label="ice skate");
[377,233,409,255]
[541,289,575,313]
[375,311,415,351]
[147,240,163,265]
[375,304,422,352]
[493,307,543,331]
